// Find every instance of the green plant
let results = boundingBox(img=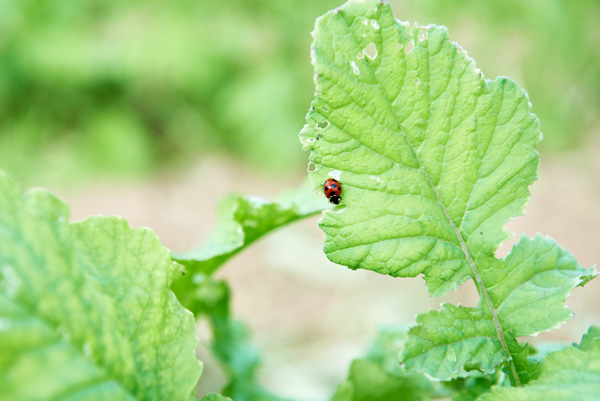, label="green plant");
[1,1,598,400]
